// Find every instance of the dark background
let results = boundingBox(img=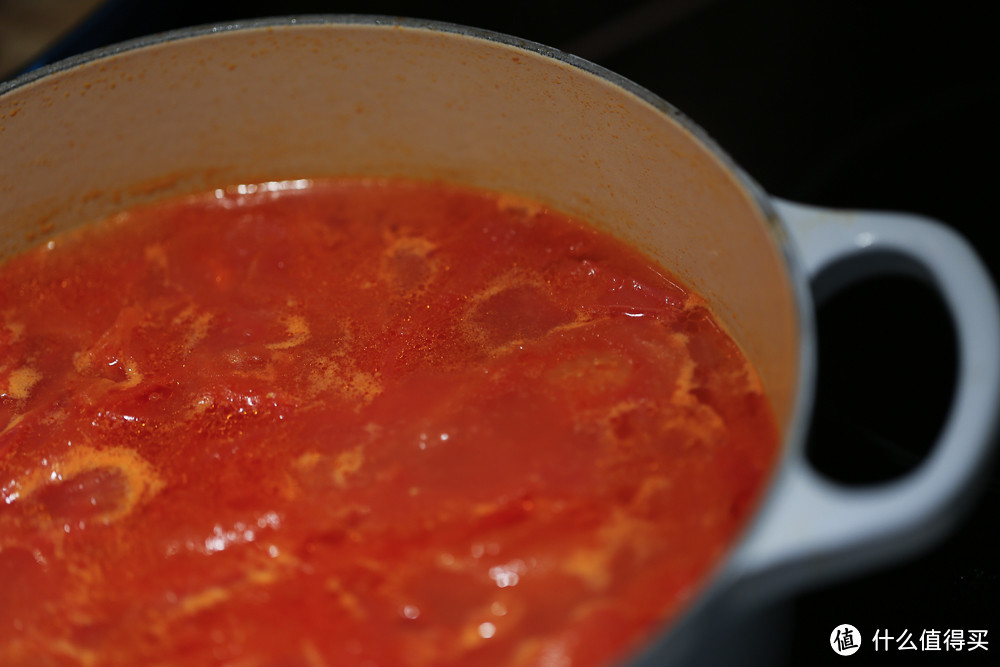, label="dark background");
[4,1,997,664]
